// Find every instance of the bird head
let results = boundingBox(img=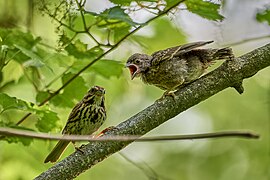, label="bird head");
[126,53,152,80]
[83,86,105,104]
[88,86,105,96]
